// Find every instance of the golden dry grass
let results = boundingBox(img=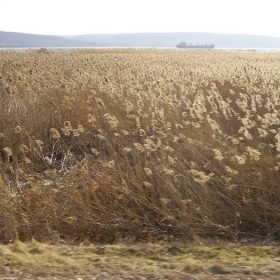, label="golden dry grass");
[0,240,280,279]
[0,49,280,243]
